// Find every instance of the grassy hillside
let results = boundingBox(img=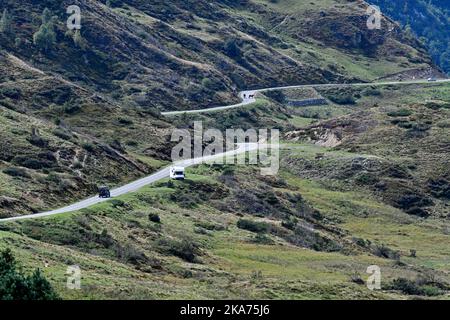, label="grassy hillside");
[0,0,449,300]
[371,0,450,73]
[1,82,449,299]
[0,0,442,216]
